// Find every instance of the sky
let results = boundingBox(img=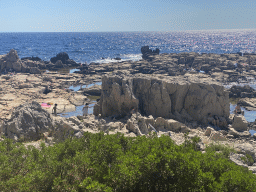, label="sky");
[1,0,256,32]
